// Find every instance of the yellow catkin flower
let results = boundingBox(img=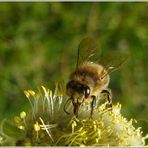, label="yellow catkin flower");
[14,116,21,124]
[72,120,77,133]
[24,90,35,98]
[24,90,30,98]
[20,111,26,119]
[18,125,25,130]
[41,86,49,93]
[49,90,52,97]
[34,121,40,132]
[28,90,36,96]
[2,85,147,146]
[0,136,3,142]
